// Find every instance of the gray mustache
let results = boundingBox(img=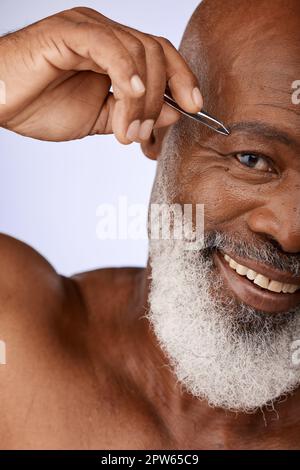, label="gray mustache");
[203,231,300,277]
